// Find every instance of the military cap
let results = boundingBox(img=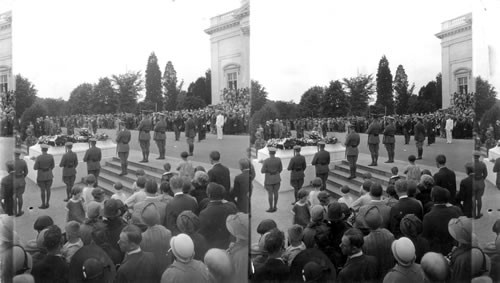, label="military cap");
[89,138,97,142]
[293,145,301,151]
[318,141,325,146]
[65,142,73,147]
[268,147,277,152]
